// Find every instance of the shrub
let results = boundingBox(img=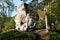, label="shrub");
[0,30,39,40]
